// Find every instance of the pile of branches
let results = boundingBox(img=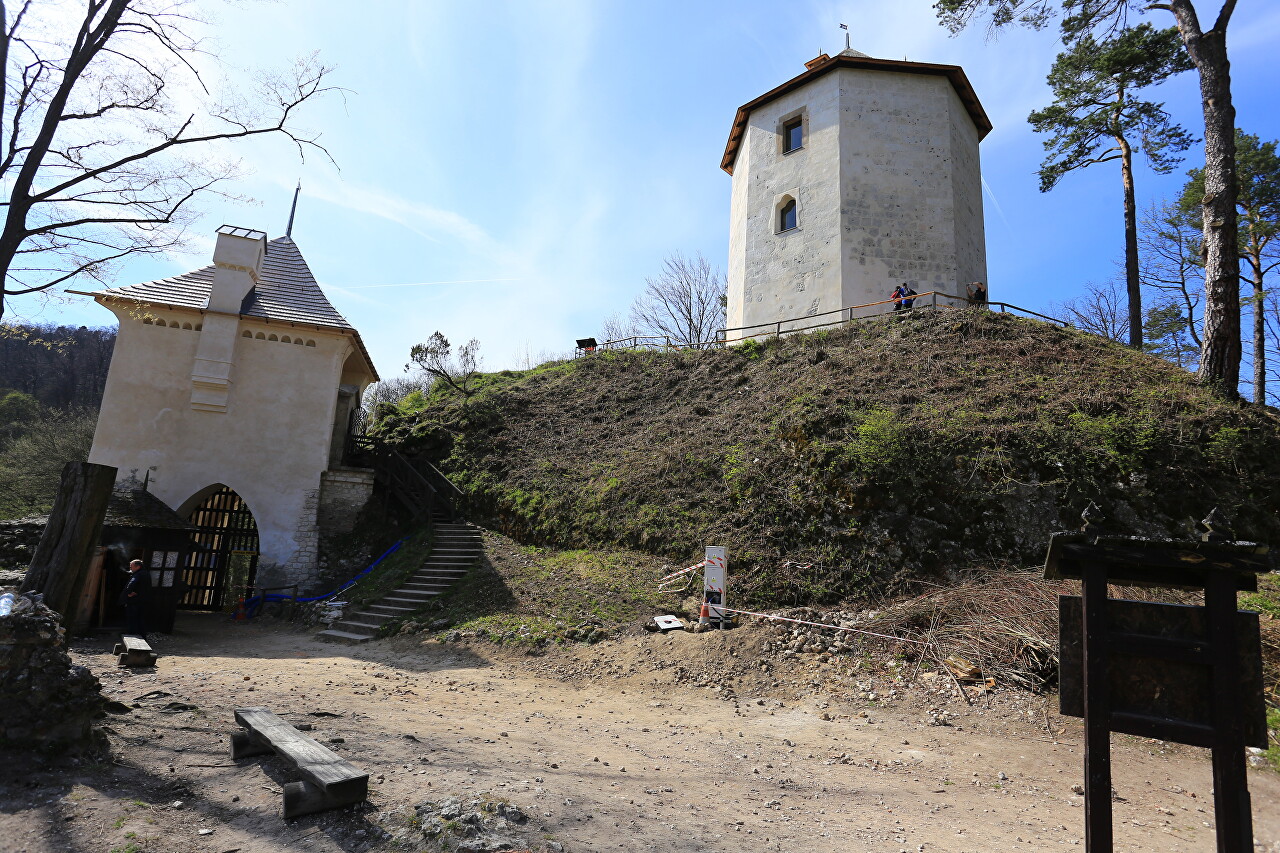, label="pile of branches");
[856,571,1203,692]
